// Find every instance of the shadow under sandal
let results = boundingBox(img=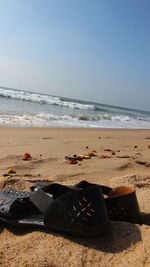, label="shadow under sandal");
[0,183,109,237]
